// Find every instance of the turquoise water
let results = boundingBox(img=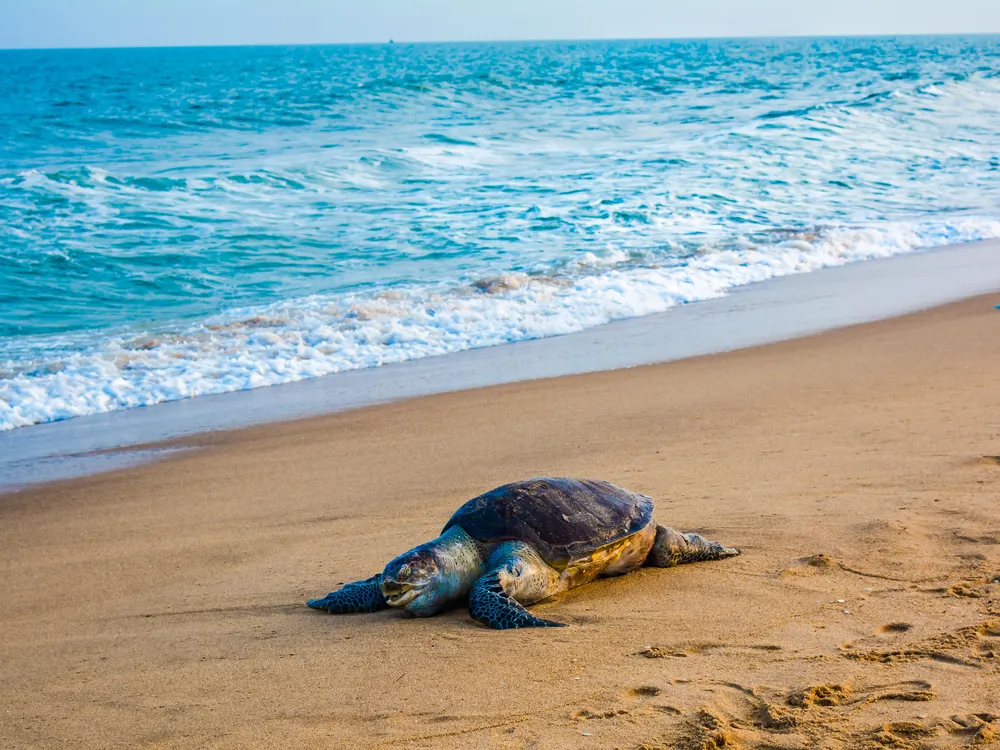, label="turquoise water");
[2,36,1000,429]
